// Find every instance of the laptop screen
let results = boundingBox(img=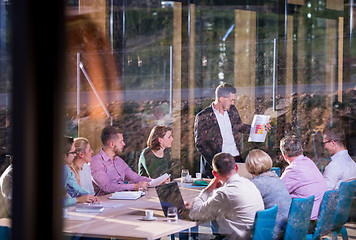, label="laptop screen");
[155,181,186,218]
